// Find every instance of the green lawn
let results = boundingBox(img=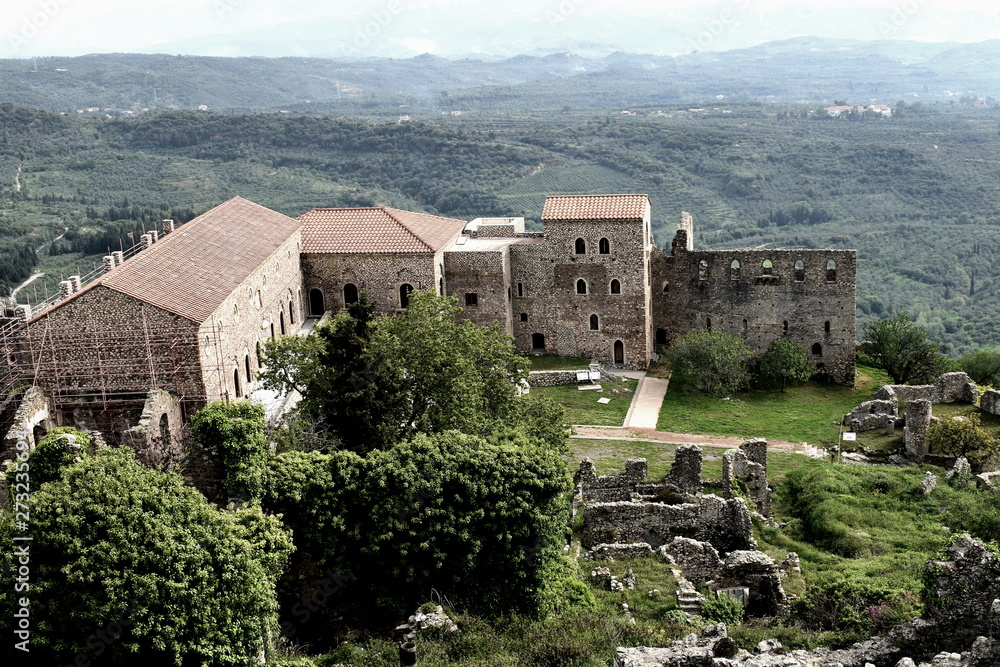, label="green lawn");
[656,366,893,446]
[532,378,638,426]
